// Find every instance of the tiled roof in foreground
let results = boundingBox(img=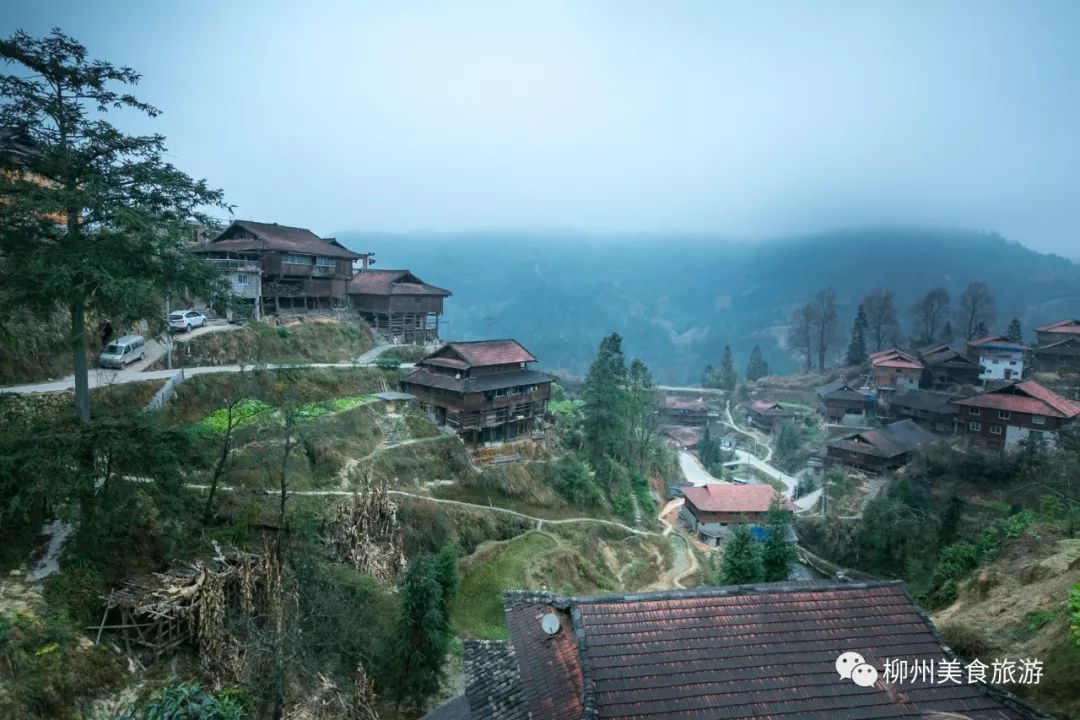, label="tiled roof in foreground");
[426,581,1052,720]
